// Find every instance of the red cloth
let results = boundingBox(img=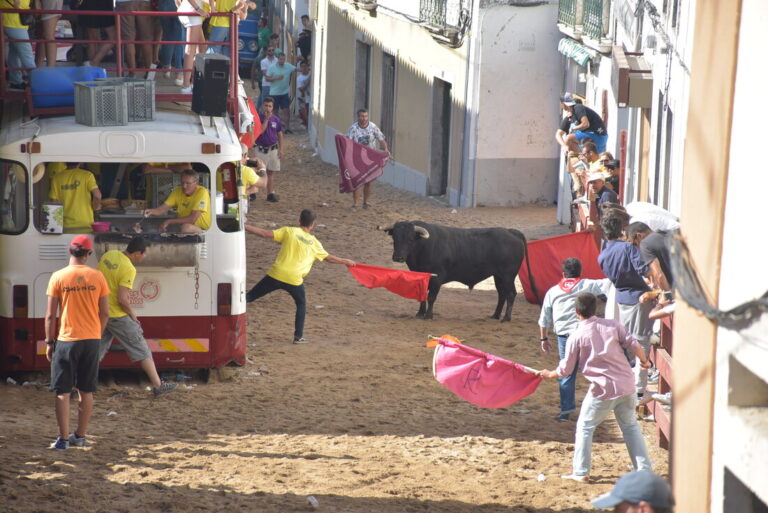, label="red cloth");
[335,134,389,193]
[348,264,431,302]
[433,338,541,409]
[518,231,605,304]
[240,98,262,147]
